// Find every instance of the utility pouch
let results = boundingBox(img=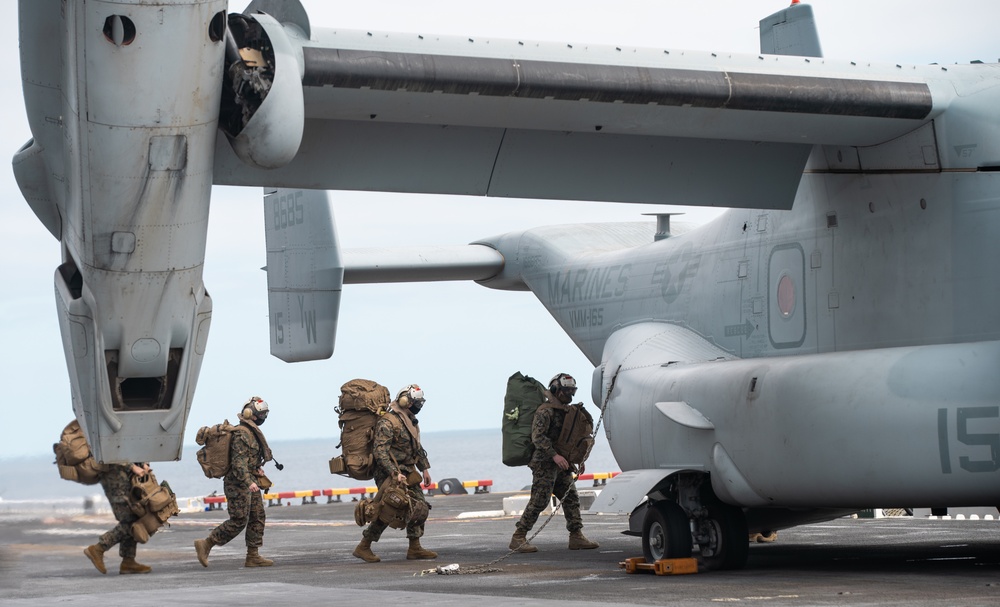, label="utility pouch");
[354,497,379,527]
[329,456,346,475]
[257,474,273,492]
[376,478,410,529]
[405,470,423,487]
